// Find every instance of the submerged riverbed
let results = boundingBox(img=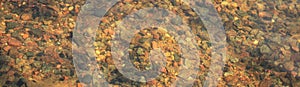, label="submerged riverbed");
[0,0,300,87]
